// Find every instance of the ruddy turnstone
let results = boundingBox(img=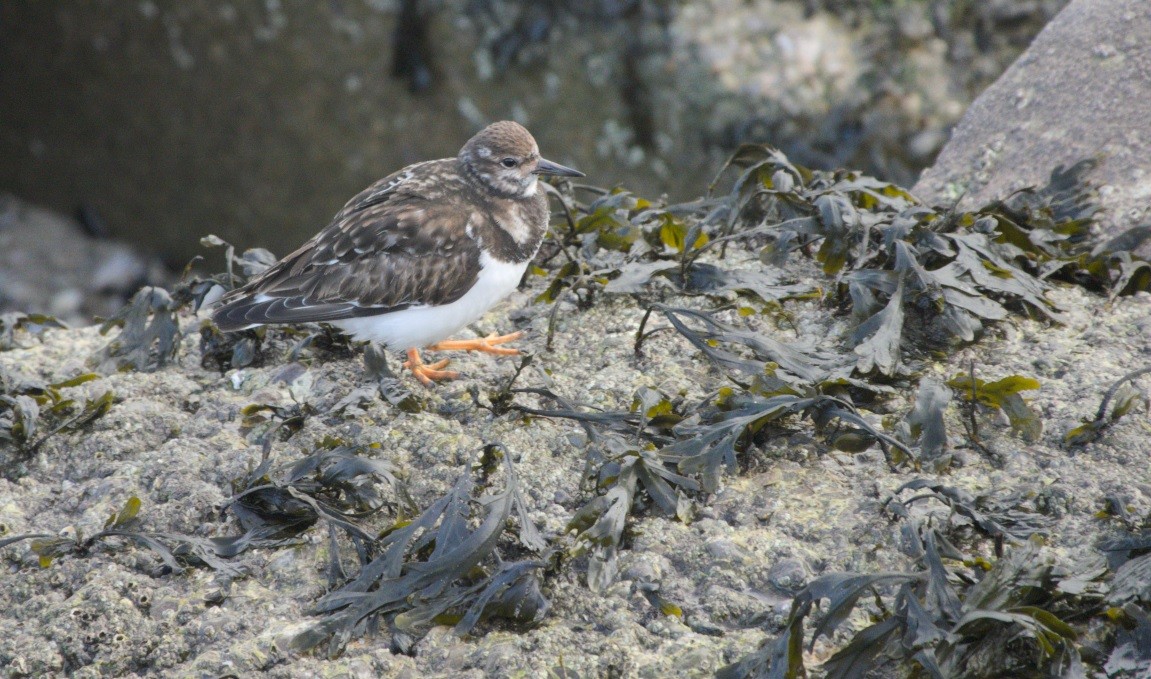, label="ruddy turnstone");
[212,121,583,385]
